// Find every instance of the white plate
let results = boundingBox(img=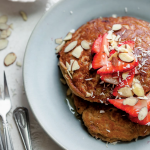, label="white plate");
[24,0,150,149]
